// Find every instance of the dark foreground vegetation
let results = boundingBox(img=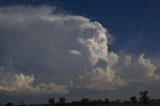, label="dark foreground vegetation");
[1,91,160,106]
